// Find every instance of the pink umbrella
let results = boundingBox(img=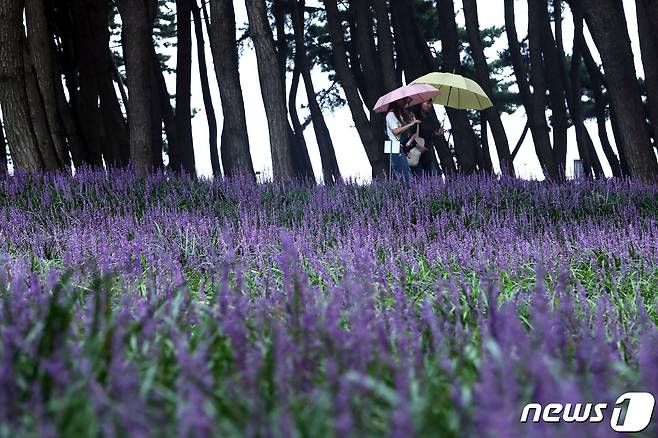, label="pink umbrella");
[373,83,440,113]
